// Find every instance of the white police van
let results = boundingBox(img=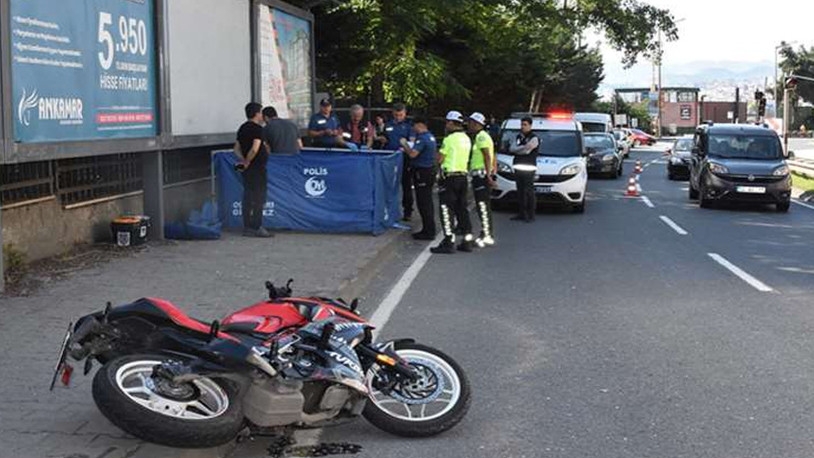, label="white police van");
[493,113,588,213]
